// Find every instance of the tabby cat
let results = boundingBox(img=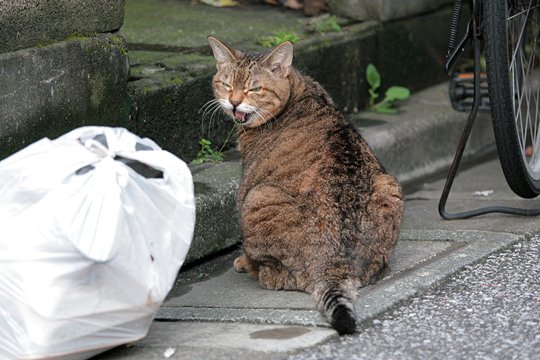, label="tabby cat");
[208,37,404,334]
